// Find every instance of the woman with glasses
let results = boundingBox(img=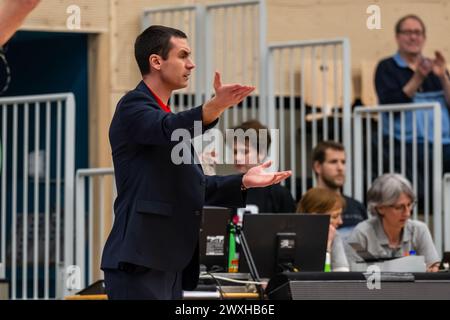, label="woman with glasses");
[348,173,440,272]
